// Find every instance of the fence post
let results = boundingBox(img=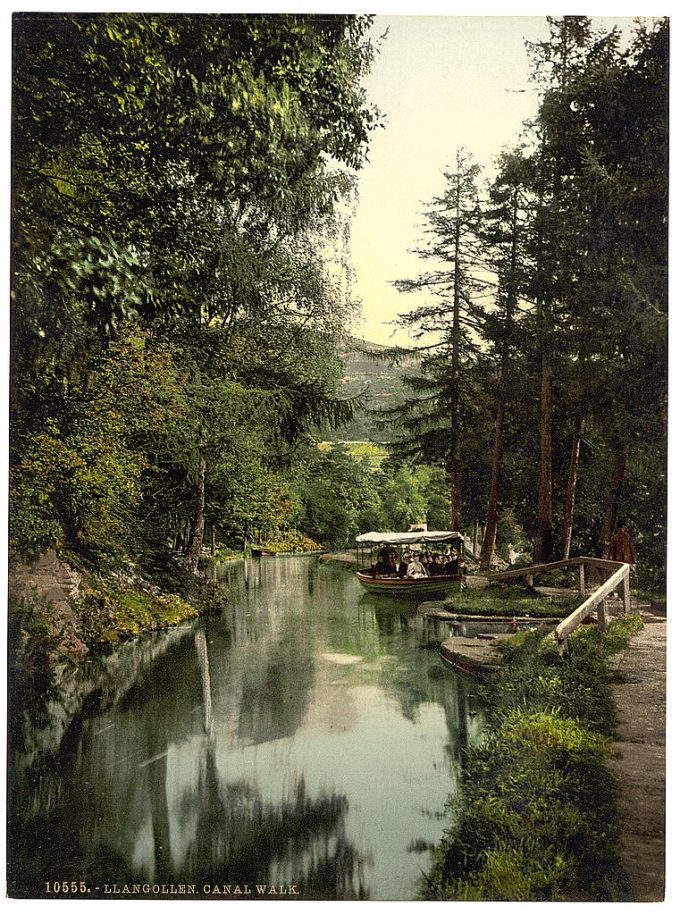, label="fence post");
[598,597,607,632]
[622,569,631,616]
[579,563,586,596]
[526,574,534,588]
